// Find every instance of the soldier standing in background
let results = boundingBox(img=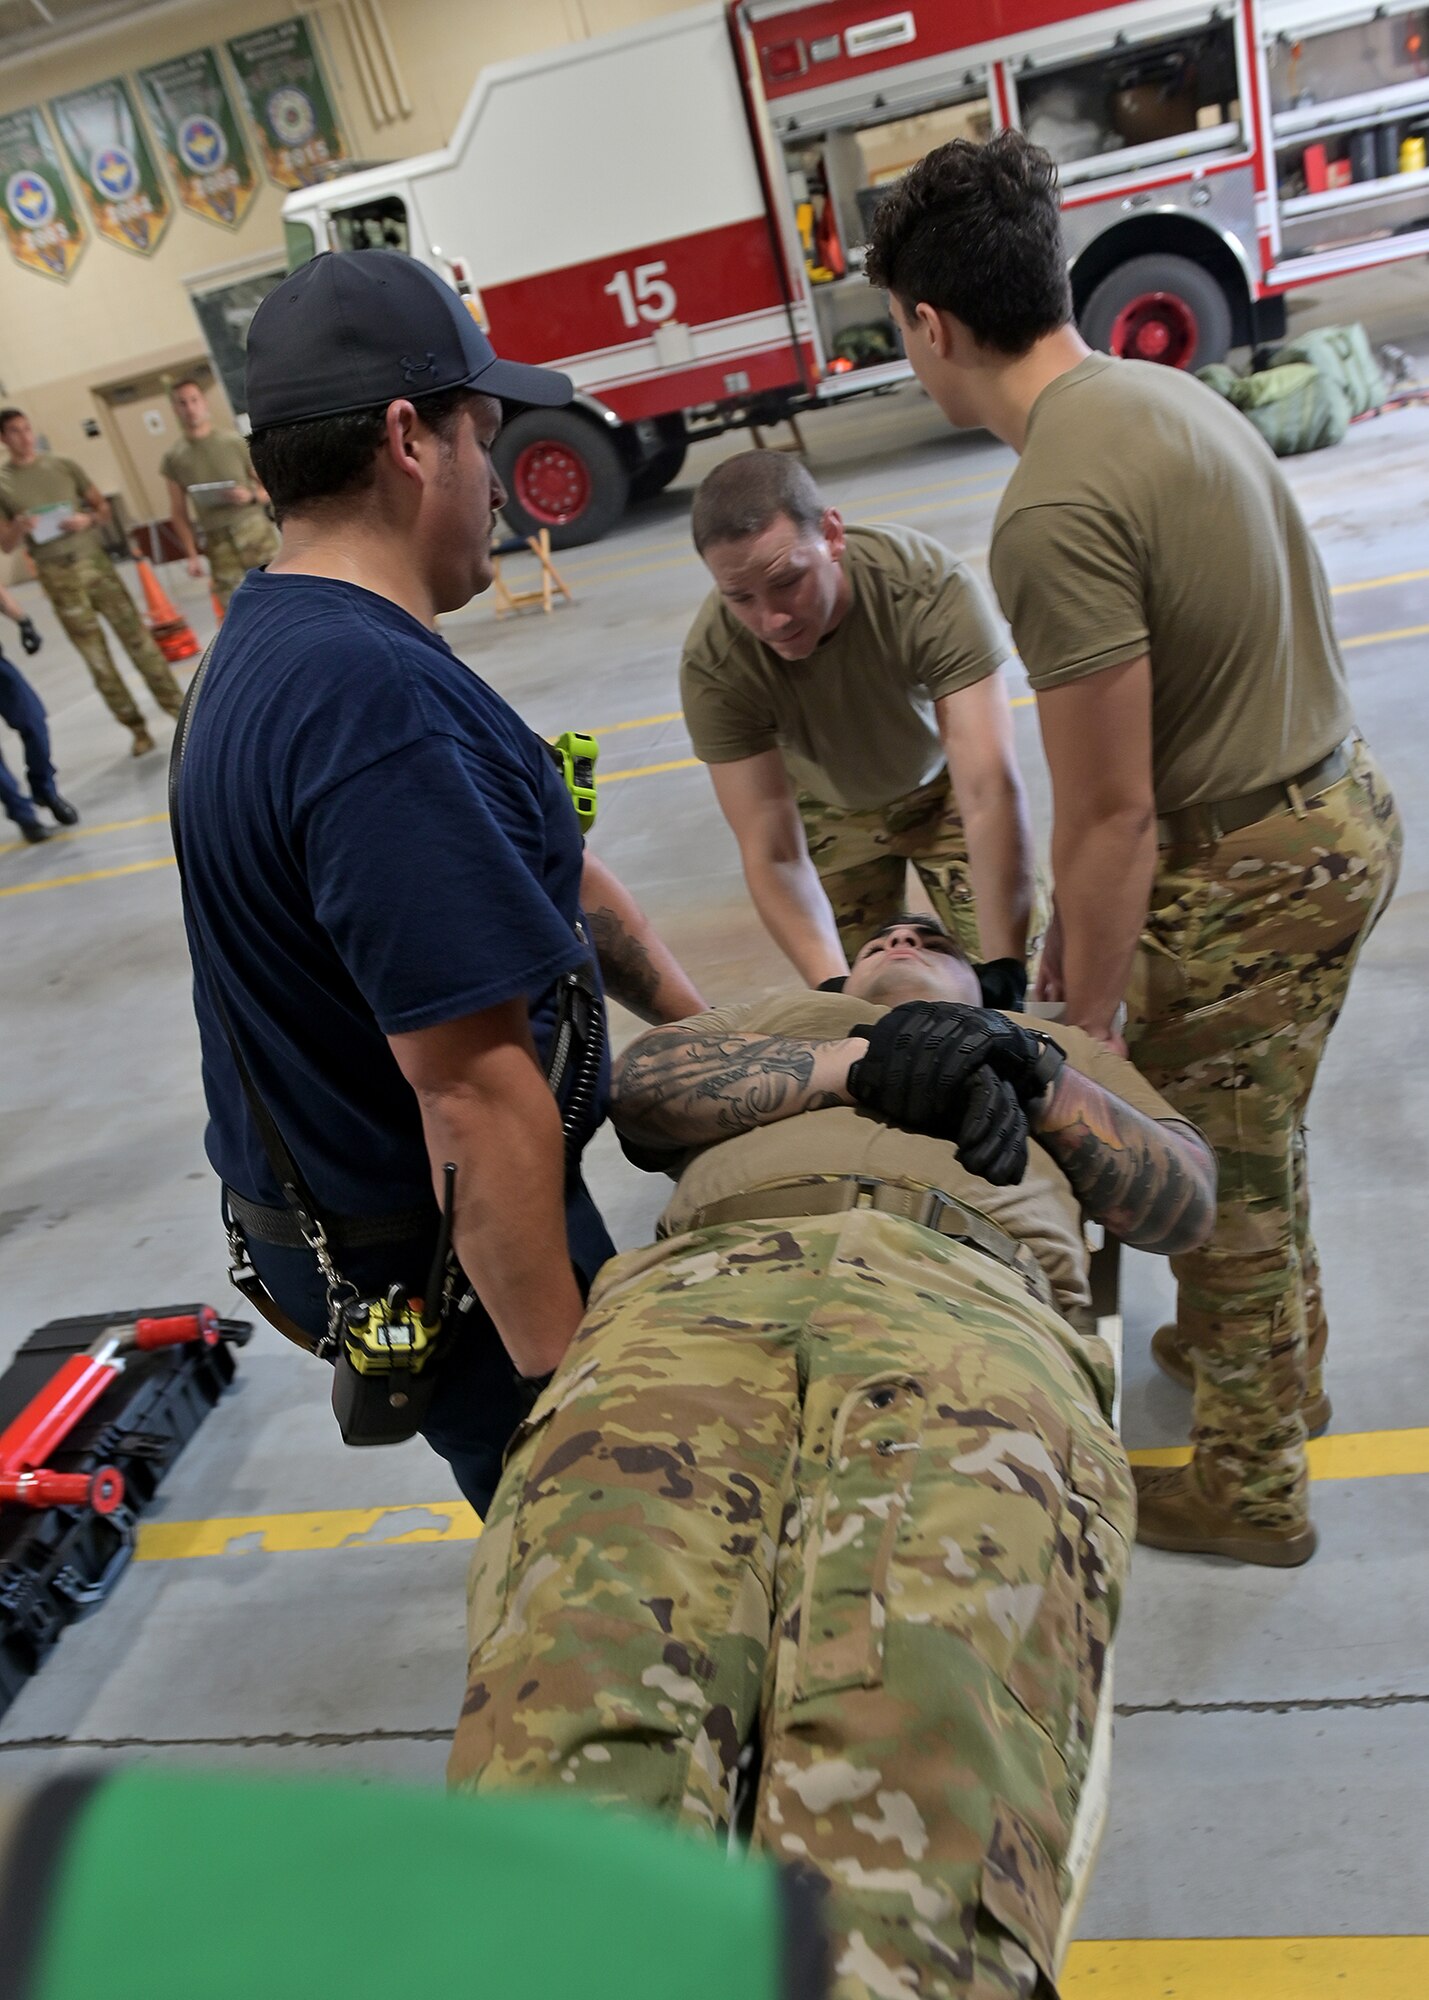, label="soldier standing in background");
[162,379,280,612]
[868,131,1402,1566]
[0,407,183,757]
